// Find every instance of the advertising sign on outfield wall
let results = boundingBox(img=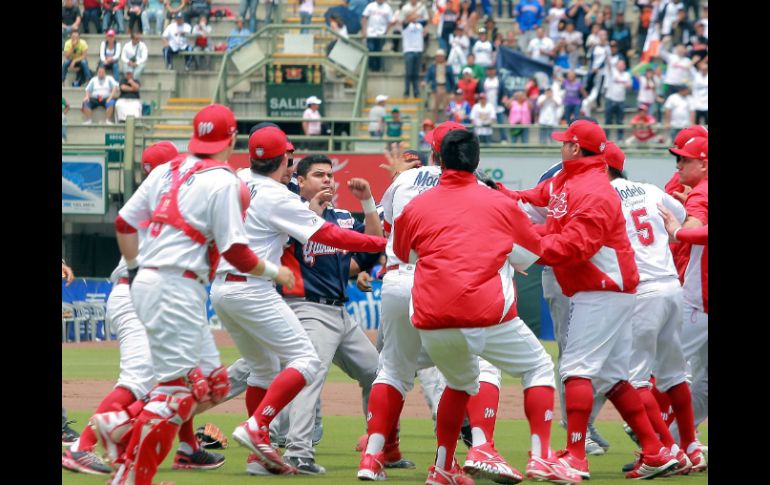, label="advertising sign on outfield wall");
[62,155,107,215]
